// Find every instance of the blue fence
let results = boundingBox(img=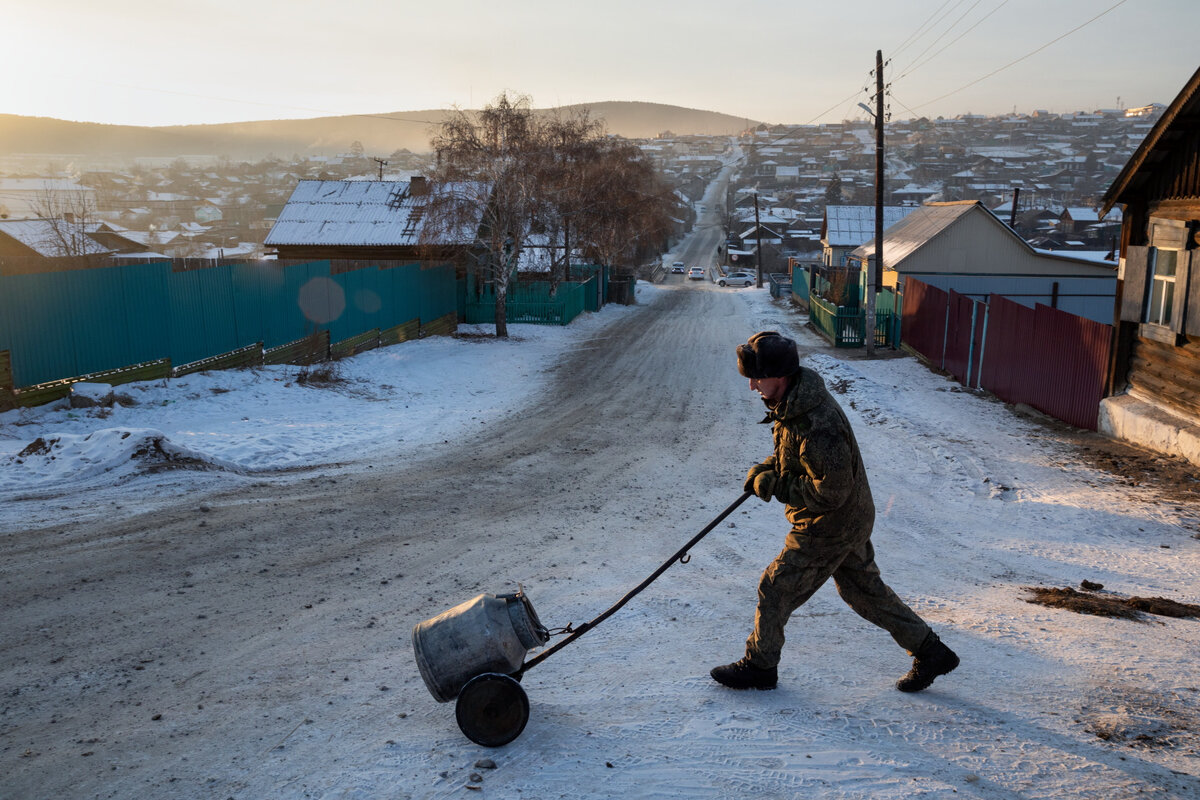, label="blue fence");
[0,259,457,388]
